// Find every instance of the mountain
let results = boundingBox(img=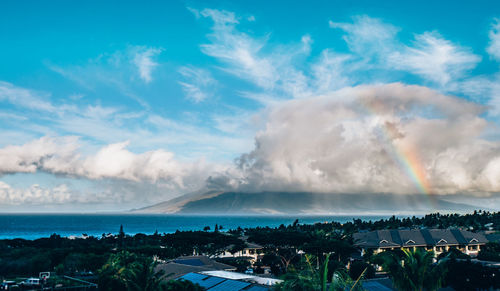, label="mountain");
[134,191,483,215]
